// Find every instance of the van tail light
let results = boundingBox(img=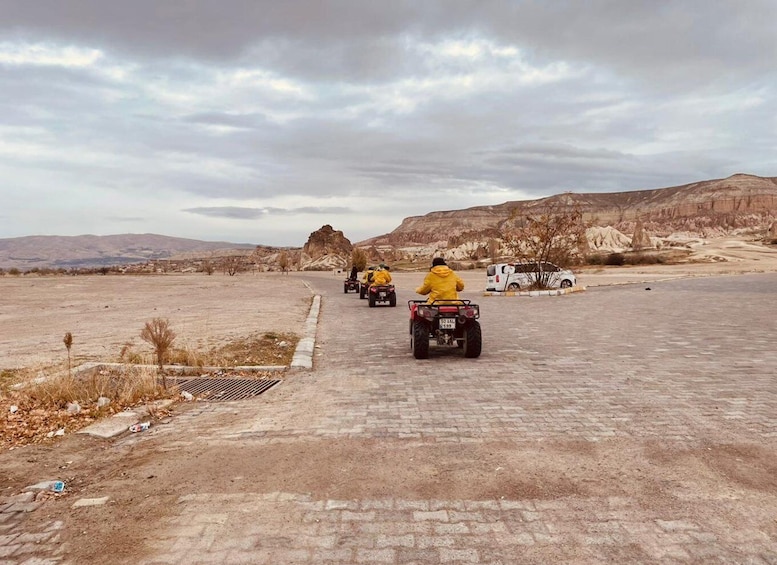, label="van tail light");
[496,275,500,283]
